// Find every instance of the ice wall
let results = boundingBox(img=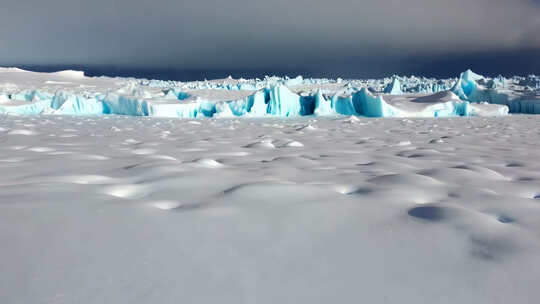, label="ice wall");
[0,87,510,118]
